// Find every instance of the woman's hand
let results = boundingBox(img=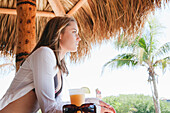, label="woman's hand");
[99,100,116,113]
[85,98,116,113]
